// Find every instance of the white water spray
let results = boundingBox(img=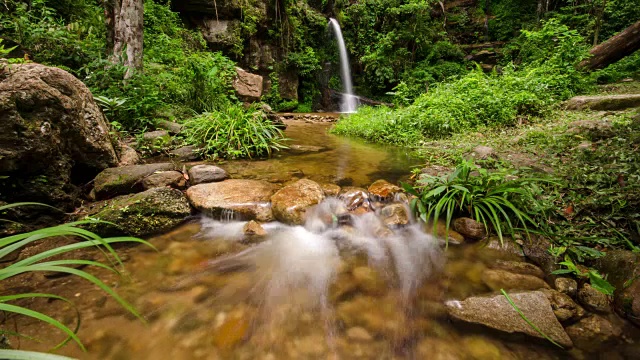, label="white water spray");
[328,18,358,113]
